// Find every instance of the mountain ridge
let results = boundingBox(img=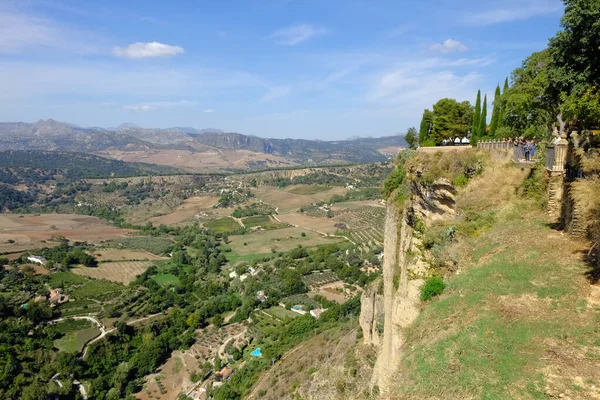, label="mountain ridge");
[0,119,406,168]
